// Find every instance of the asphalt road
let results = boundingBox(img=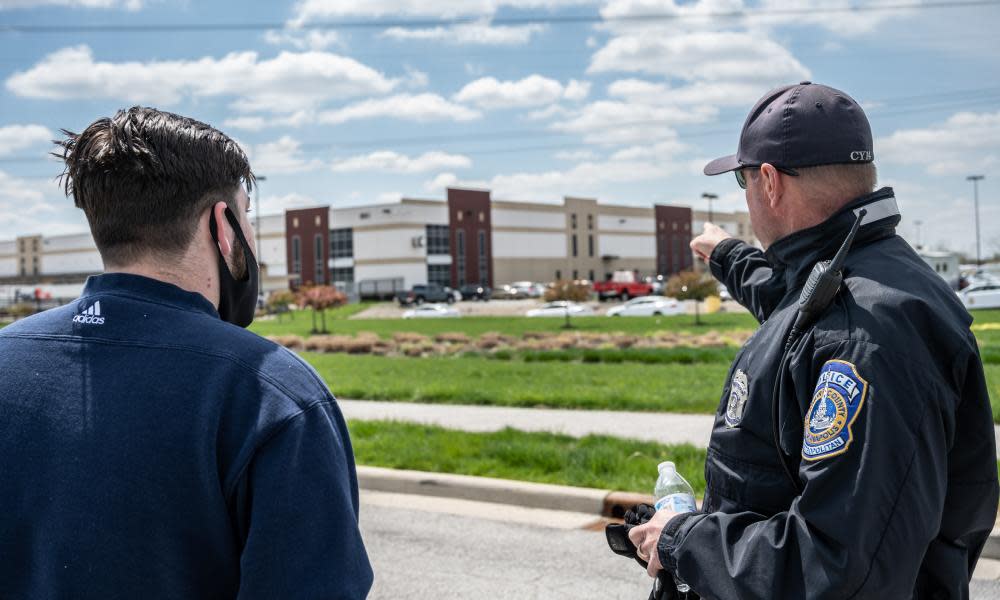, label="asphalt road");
[359,492,1000,600]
